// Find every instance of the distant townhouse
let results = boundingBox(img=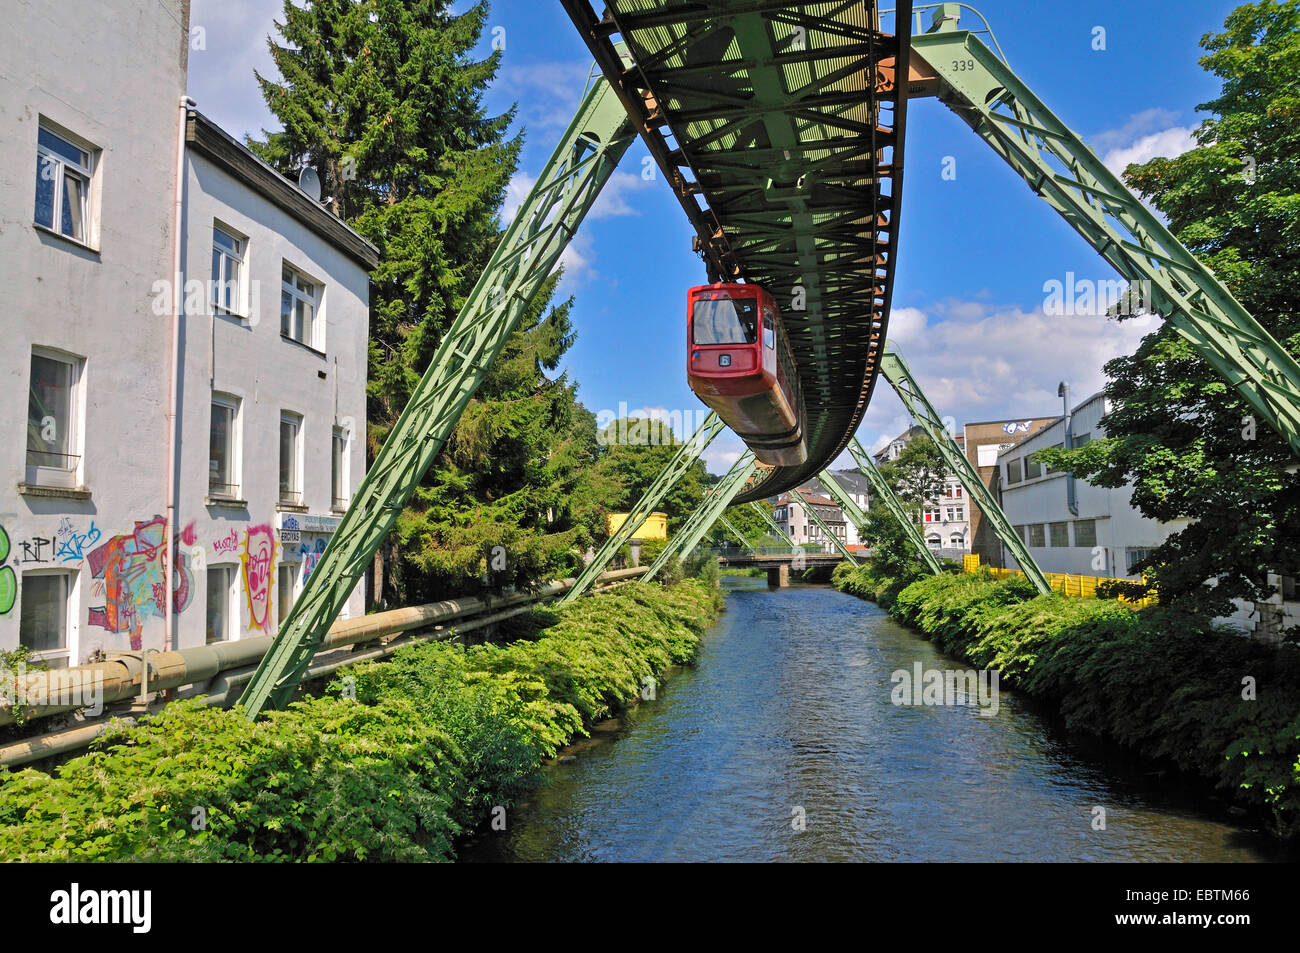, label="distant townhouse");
[873,427,970,560]
[772,488,848,553]
[0,1,377,666]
